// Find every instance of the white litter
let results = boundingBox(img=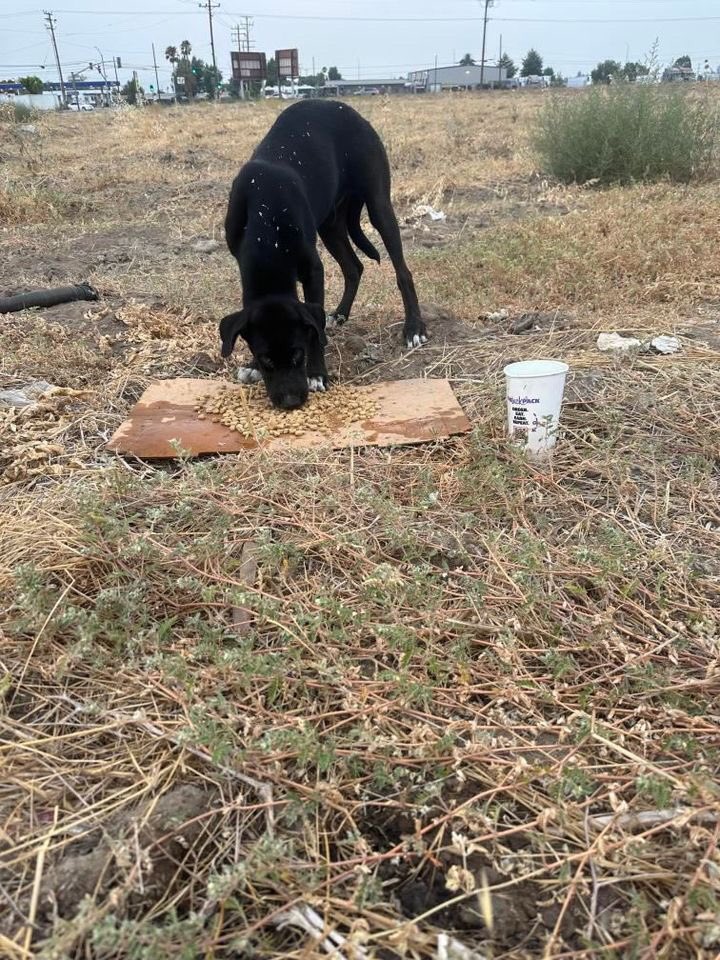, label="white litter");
[414,203,446,221]
[596,332,642,352]
[274,904,368,960]
[437,933,488,960]
[650,335,681,355]
[487,309,509,322]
